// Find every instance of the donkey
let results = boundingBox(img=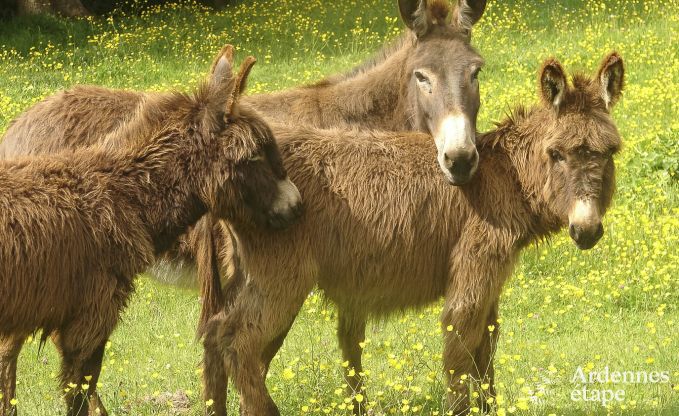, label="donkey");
[201,53,625,416]
[0,46,302,416]
[1,0,487,185]
[244,0,487,184]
